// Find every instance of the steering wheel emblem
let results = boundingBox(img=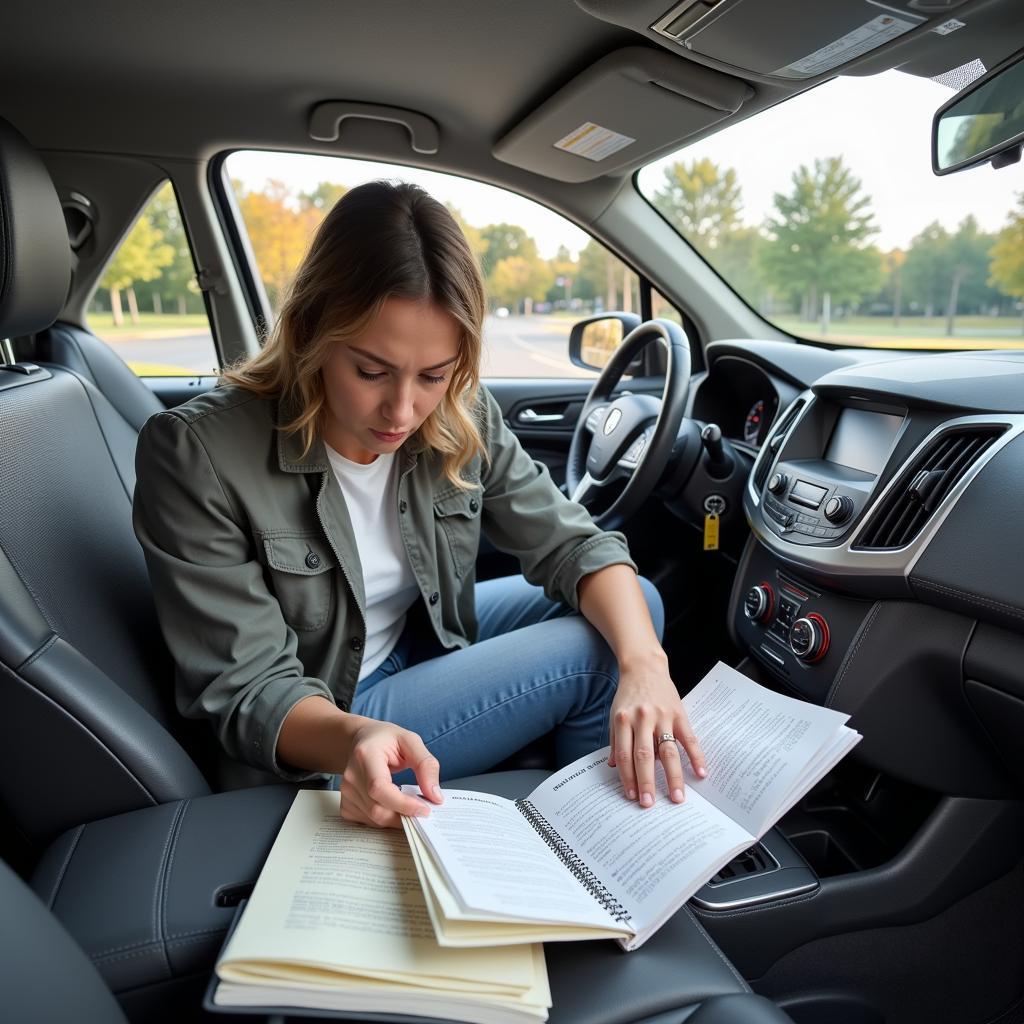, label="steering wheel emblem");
[603,408,622,435]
